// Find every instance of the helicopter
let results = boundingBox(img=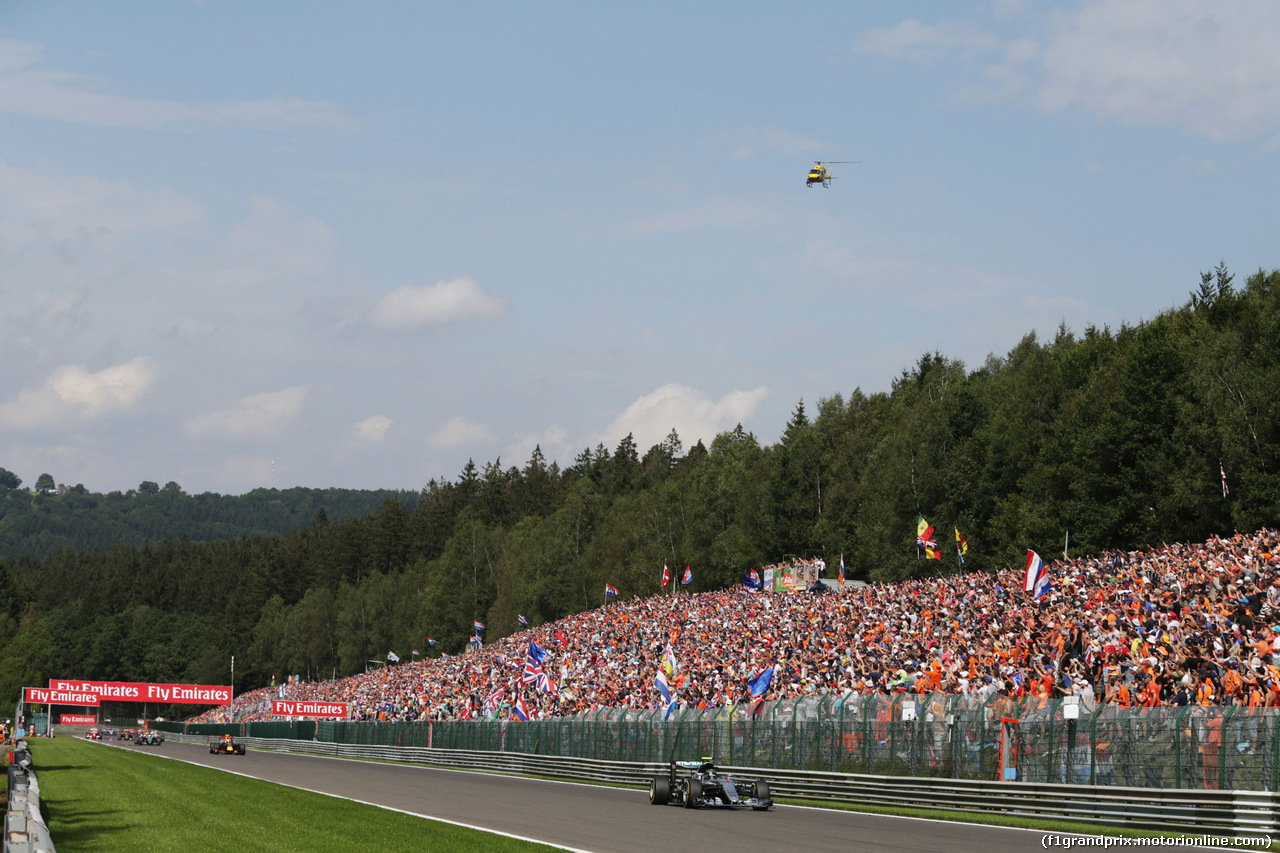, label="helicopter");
[806,160,858,188]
